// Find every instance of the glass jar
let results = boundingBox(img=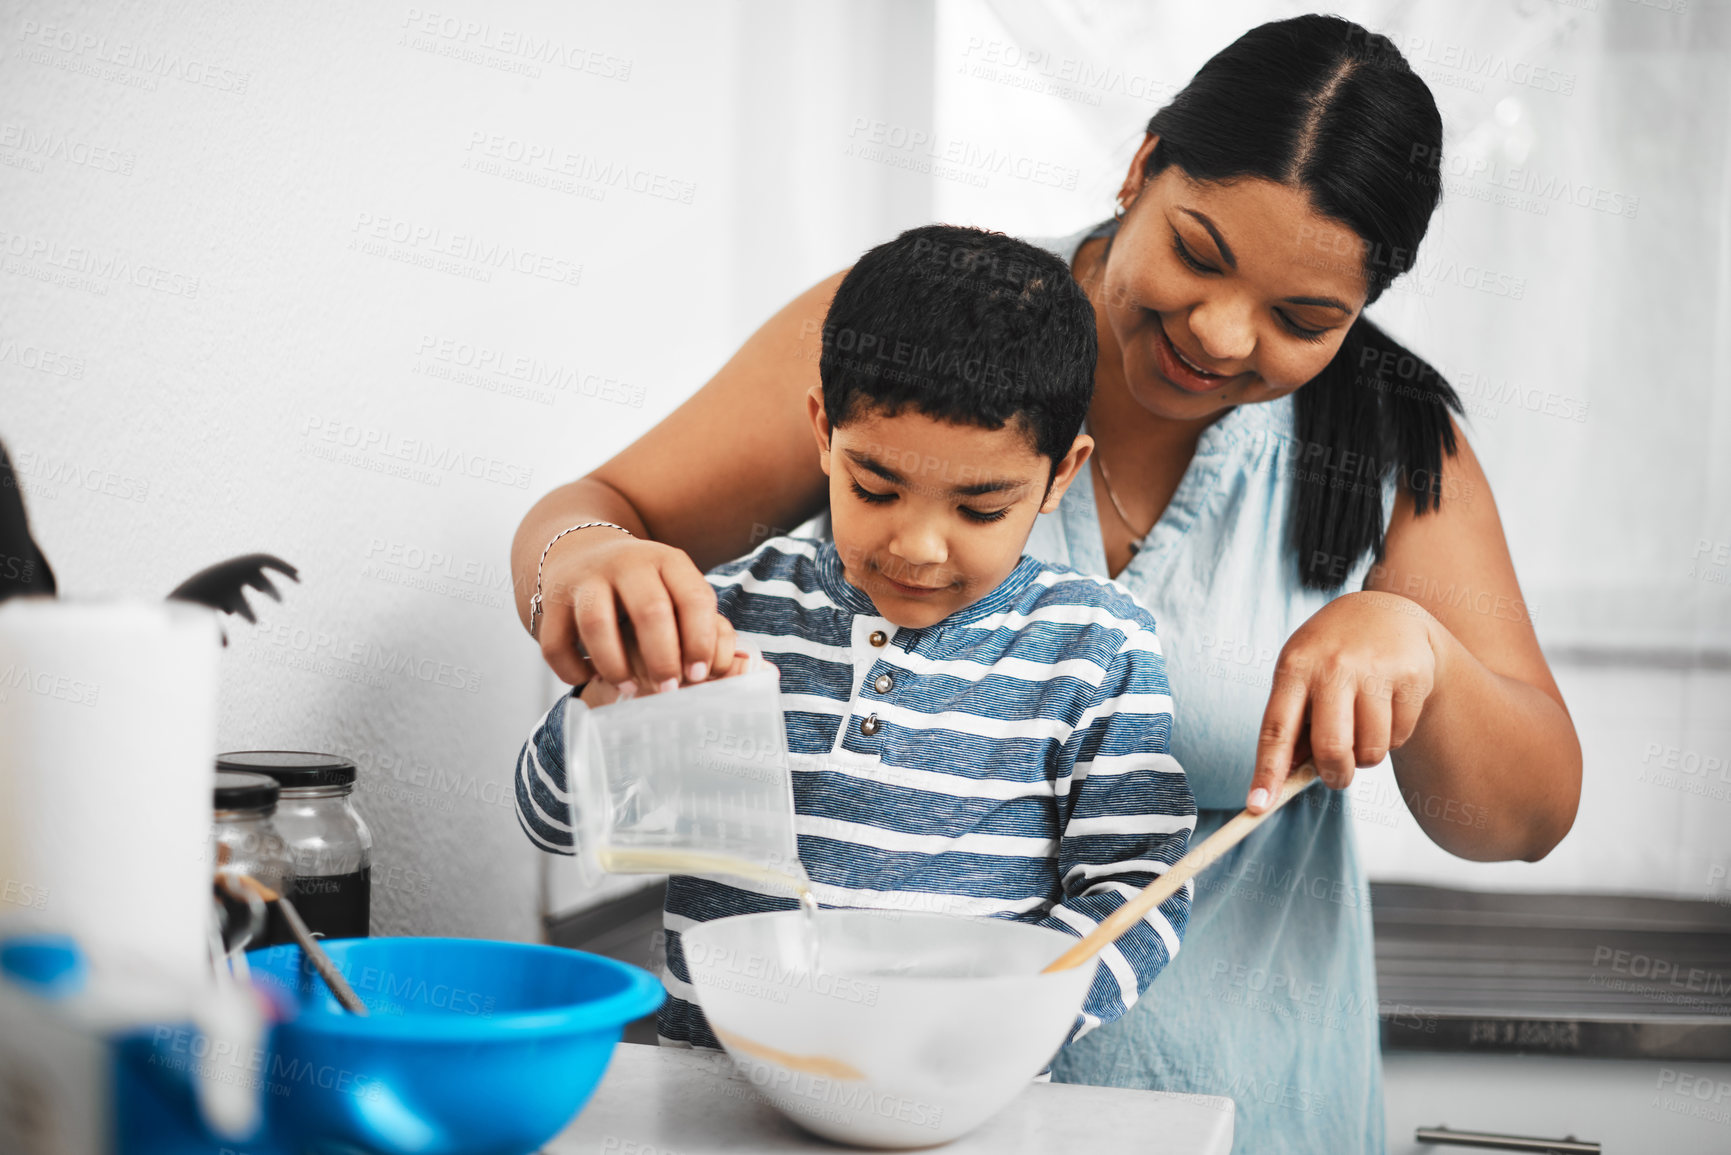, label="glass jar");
[217,751,372,940]
[212,770,295,949]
